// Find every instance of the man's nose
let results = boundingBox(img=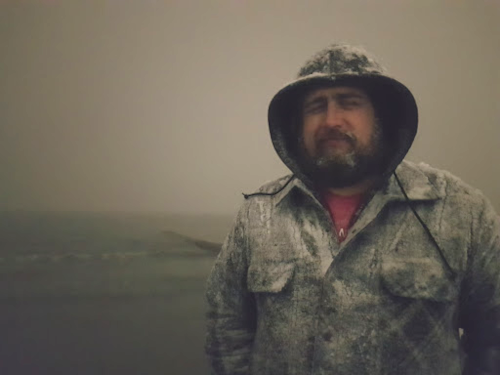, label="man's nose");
[324,103,344,128]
